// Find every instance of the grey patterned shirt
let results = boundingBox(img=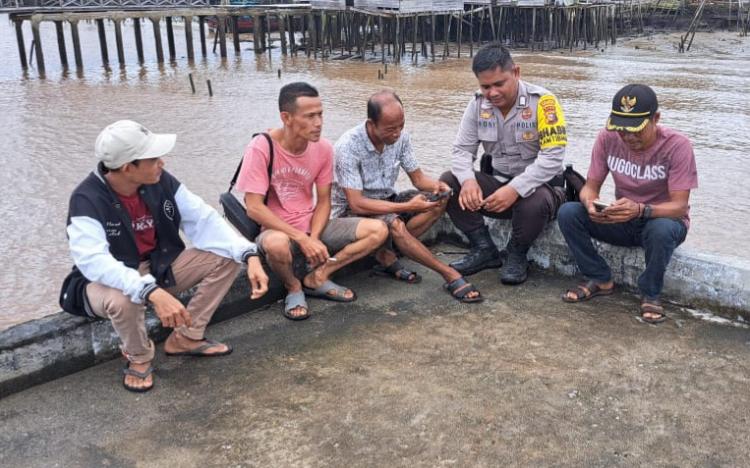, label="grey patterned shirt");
[331,122,420,218]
